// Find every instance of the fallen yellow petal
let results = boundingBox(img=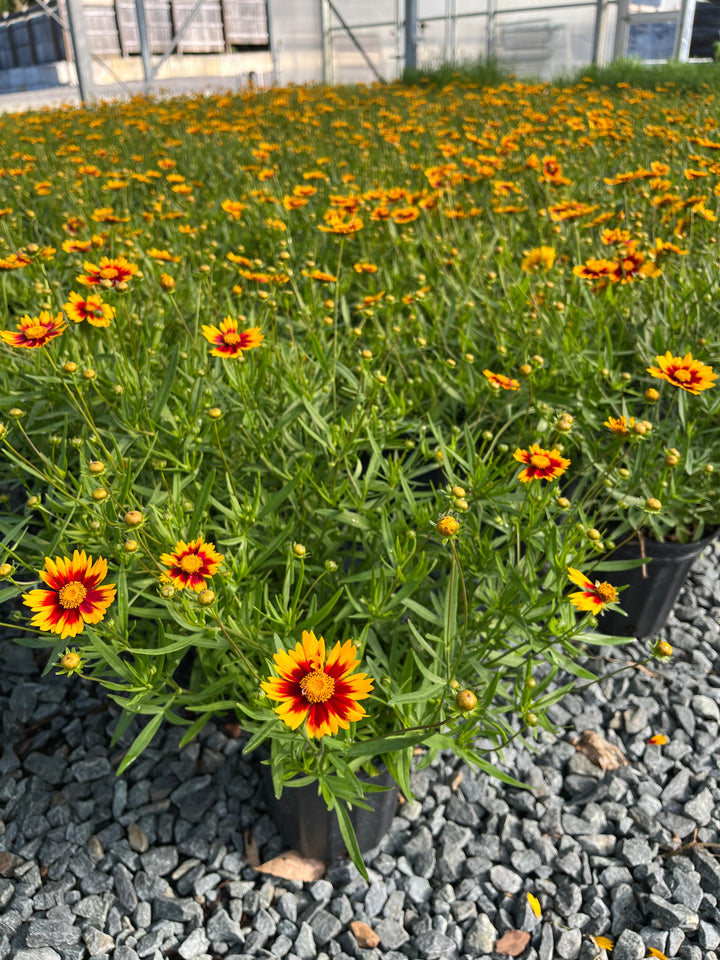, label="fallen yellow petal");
[526,892,541,917]
[593,935,614,951]
[647,734,669,745]
[647,949,668,960]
